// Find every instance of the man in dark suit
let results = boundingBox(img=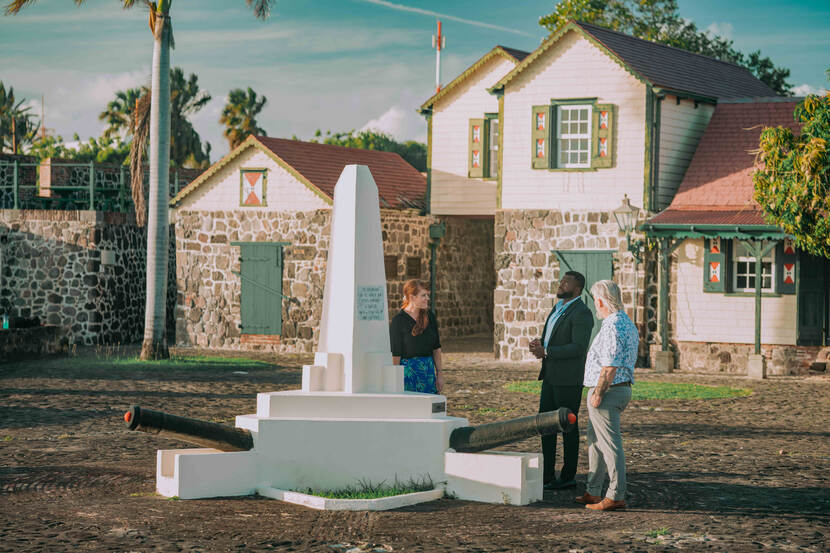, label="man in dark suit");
[529,270,594,490]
